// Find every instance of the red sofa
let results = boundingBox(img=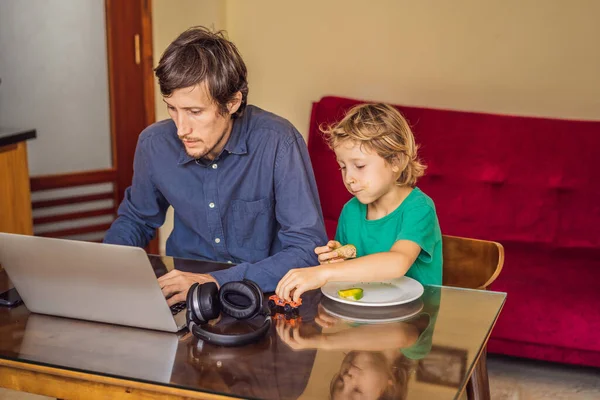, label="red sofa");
[307,96,600,368]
